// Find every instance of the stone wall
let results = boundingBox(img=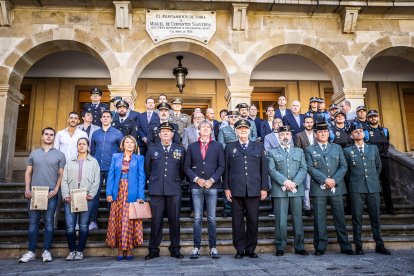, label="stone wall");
[388,147,414,204]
